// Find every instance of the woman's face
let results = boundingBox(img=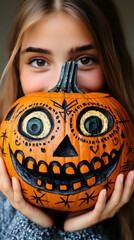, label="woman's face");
[19,11,104,95]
